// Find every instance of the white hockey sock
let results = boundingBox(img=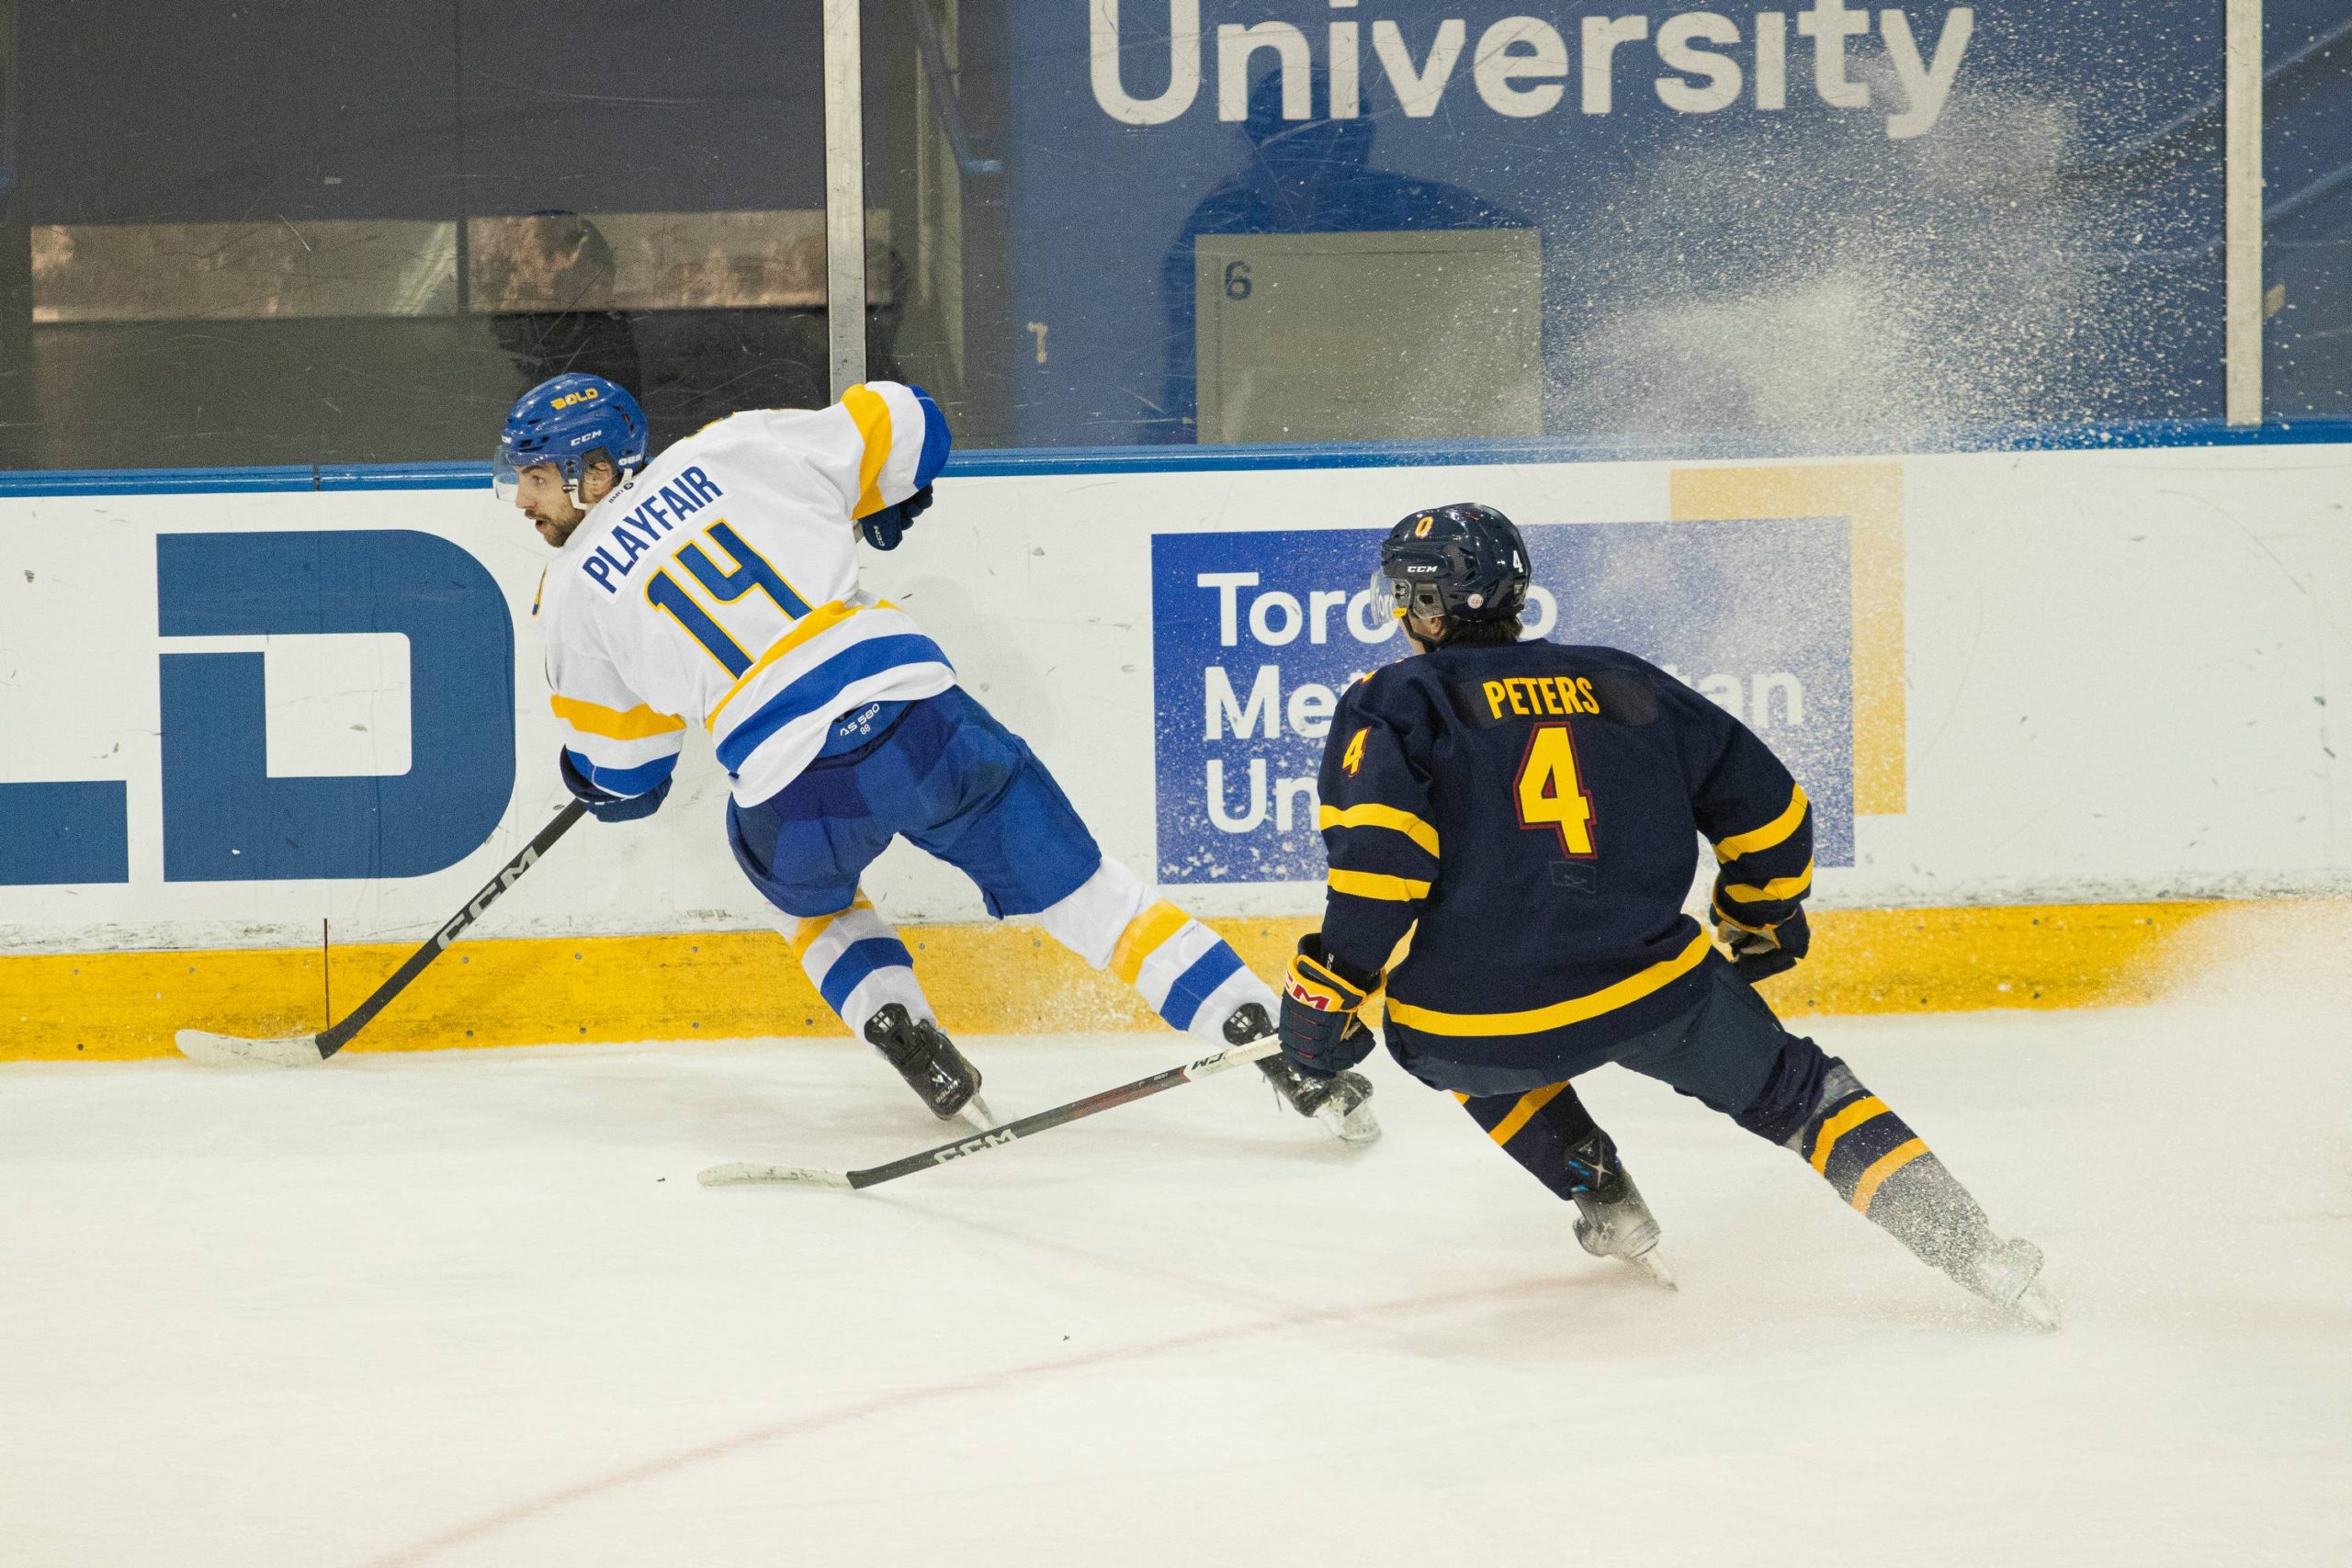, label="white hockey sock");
[1039,858,1273,1043]
[784,891,935,1032]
